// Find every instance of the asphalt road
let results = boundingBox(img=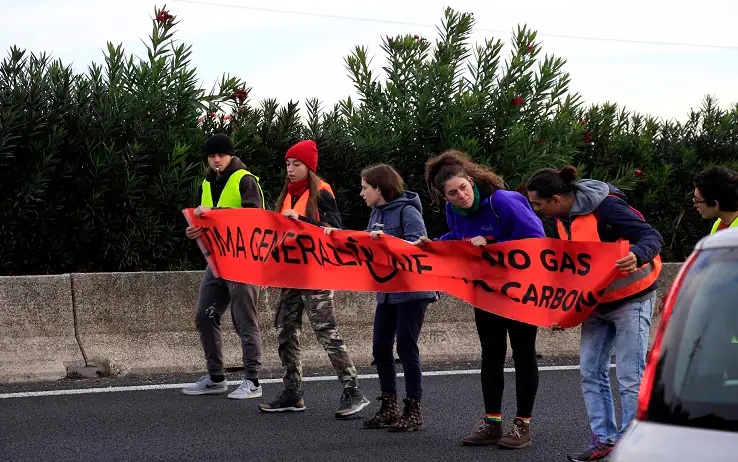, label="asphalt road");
[0,367,616,462]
